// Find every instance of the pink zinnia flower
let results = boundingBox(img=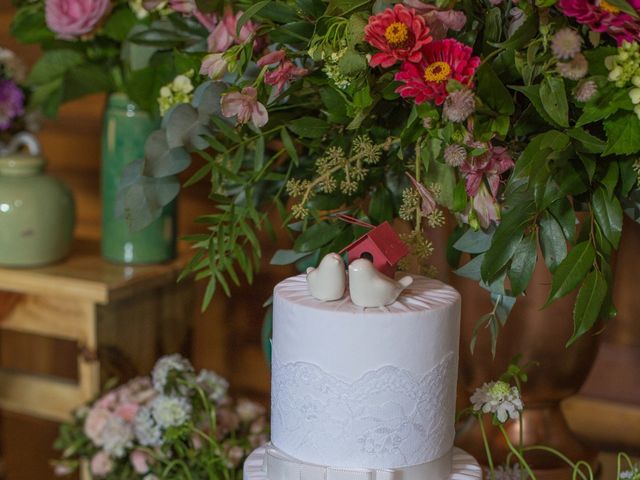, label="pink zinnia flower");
[364,3,433,68]
[403,0,467,40]
[557,0,640,44]
[45,0,110,39]
[459,145,514,198]
[221,86,268,128]
[395,39,480,105]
